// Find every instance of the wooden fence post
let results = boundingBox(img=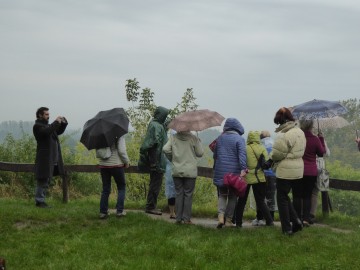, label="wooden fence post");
[62,172,69,203]
[321,191,329,216]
